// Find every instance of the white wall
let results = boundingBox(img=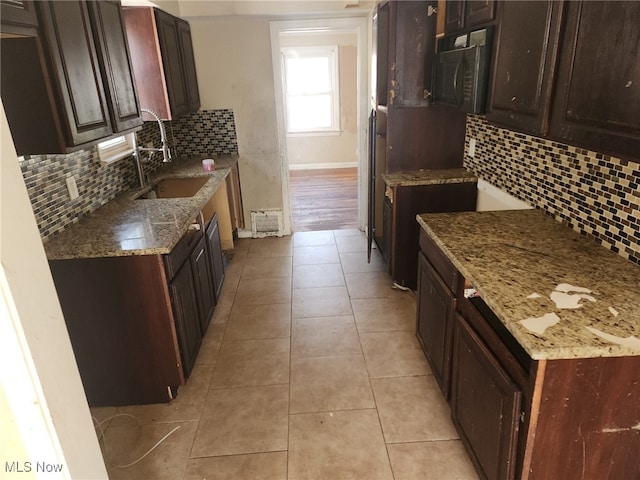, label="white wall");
[281,32,358,169]
[189,17,285,225]
[0,103,107,478]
